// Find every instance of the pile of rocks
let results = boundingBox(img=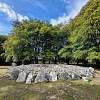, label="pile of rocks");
[9,64,95,84]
